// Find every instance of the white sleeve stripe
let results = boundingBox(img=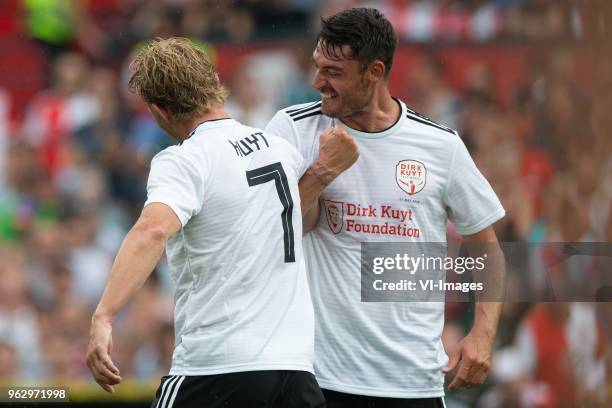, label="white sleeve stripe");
[161,375,181,408]
[155,375,176,408]
[166,376,186,408]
